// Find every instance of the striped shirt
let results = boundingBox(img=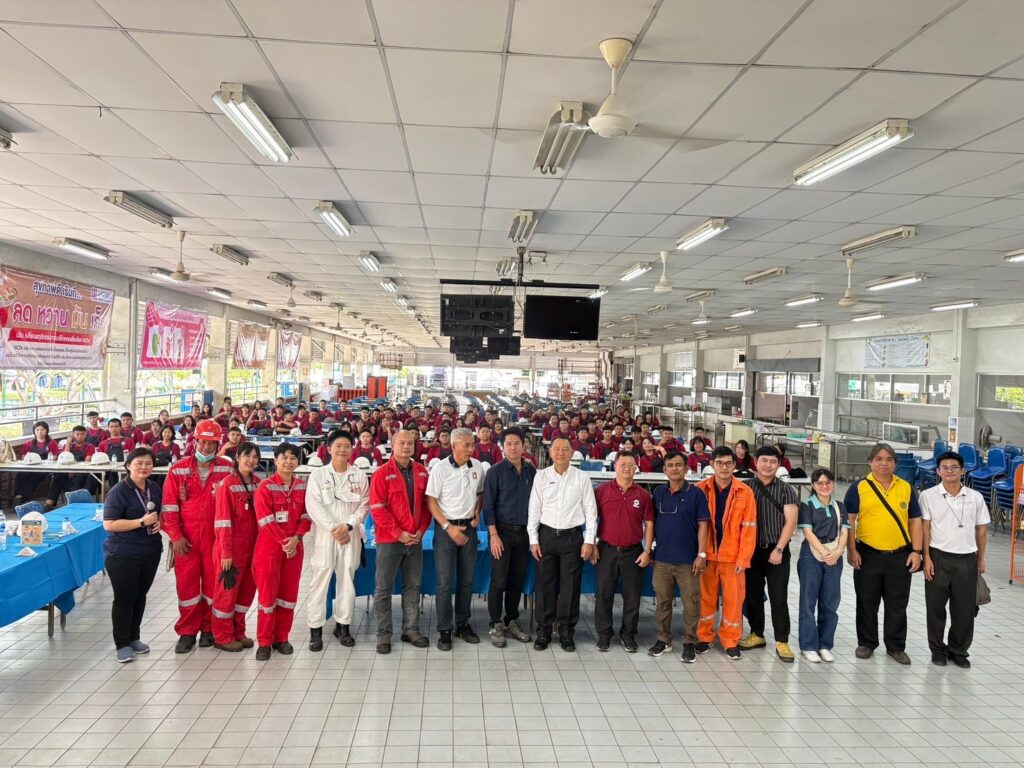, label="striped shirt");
[745,476,798,547]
